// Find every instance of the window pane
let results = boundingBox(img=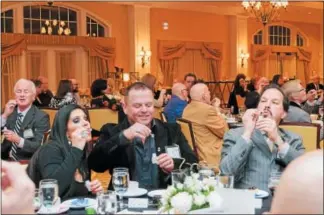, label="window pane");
[5,10,13,17]
[300,40,303,46]
[69,22,77,36]
[31,20,41,34]
[1,18,4,32]
[5,19,13,33]
[69,10,77,21]
[91,23,97,36]
[86,16,90,22]
[51,7,59,20]
[24,6,30,18]
[278,36,283,45]
[24,19,31,34]
[269,26,273,35]
[91,19,97,24]
[87,23,90,35]
[287,39,290,46]
[279,26,283,35]
[31,6,40,19]
[41,7,50,19]
[60,7,68,21]
[98,25,105,37]
[287,28,291,36]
